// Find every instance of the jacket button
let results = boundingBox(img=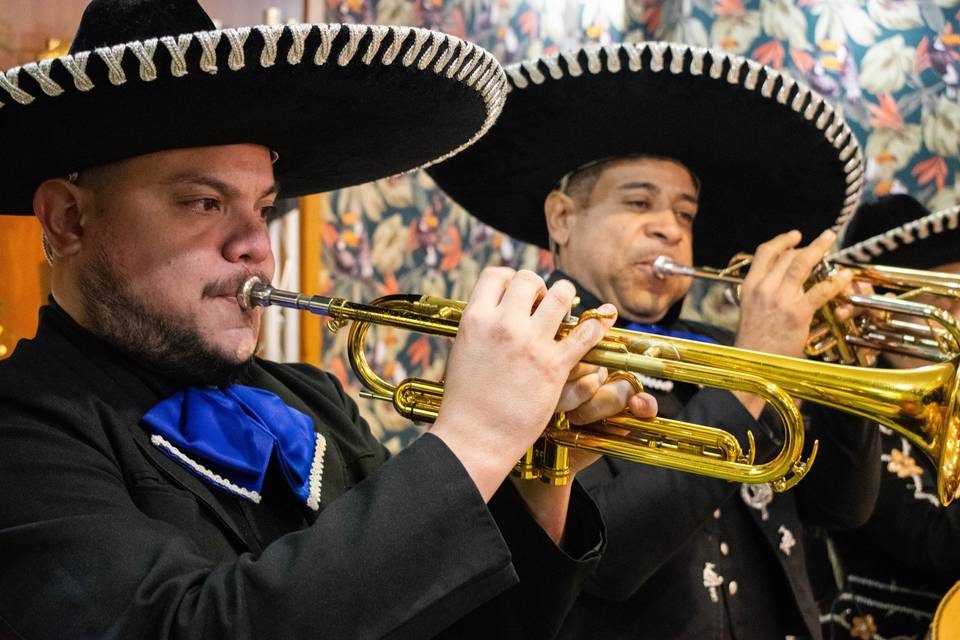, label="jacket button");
[720,542,729,556]
[713,508,721,519]
[728,581,738,596]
